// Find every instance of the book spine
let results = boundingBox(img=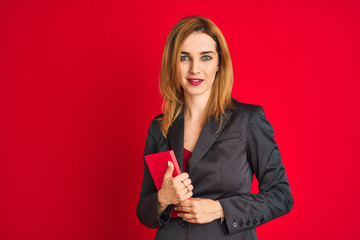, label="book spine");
[170,150,182,176]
